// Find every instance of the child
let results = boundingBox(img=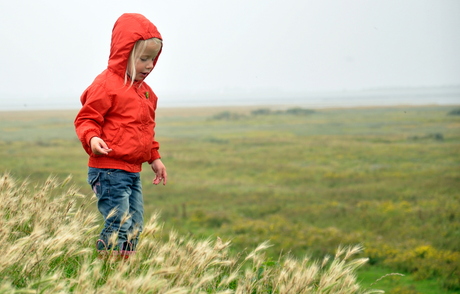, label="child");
[74,13,167,258]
